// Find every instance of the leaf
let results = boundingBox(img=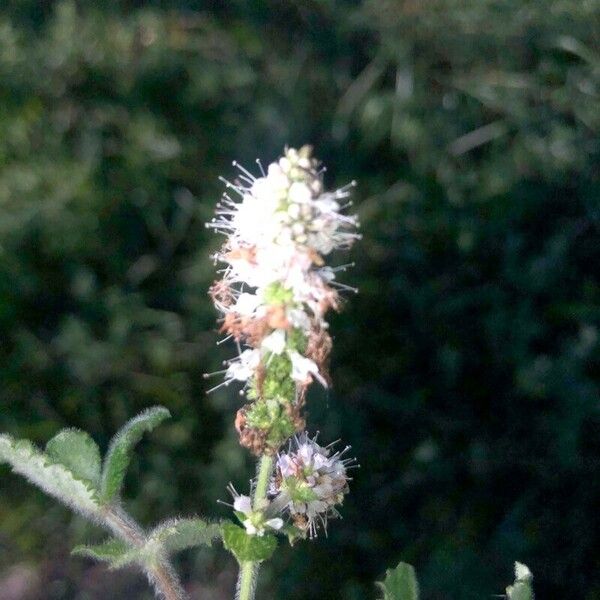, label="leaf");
[506,562,534,600]
[222,522,277,563]
[150,518,222,554]
[376,562,419,600]
[46,428,101,487]
[0,434,101,519]
[72,538,131,567]
[100,406,171,503]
